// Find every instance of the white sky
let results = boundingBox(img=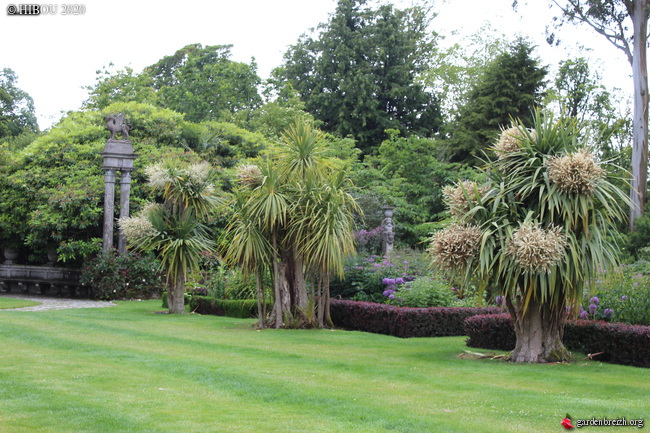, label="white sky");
[0,0,632,130]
